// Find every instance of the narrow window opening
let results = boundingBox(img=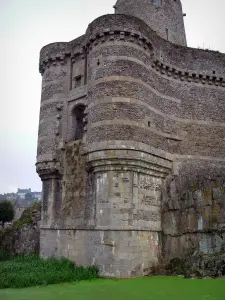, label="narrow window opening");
[148,121,151,127]
[74,75,82,88]
[73,105,86,140]
[166,28,169,41]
